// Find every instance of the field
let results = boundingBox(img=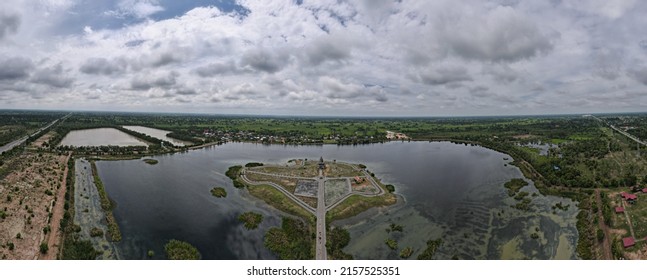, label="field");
[324,163,363,178]
[324,179,350,206]
[253,163,319,178]
[246,184,314,222]
[244,171,298,193]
